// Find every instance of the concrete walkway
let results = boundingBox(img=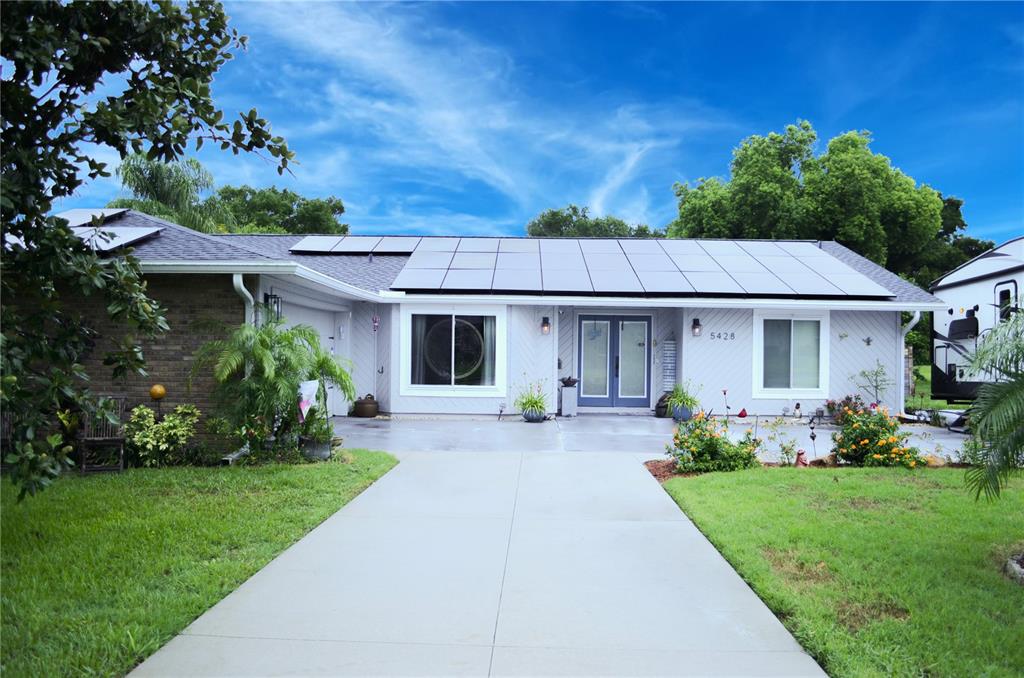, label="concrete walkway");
[134,448,823,676]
